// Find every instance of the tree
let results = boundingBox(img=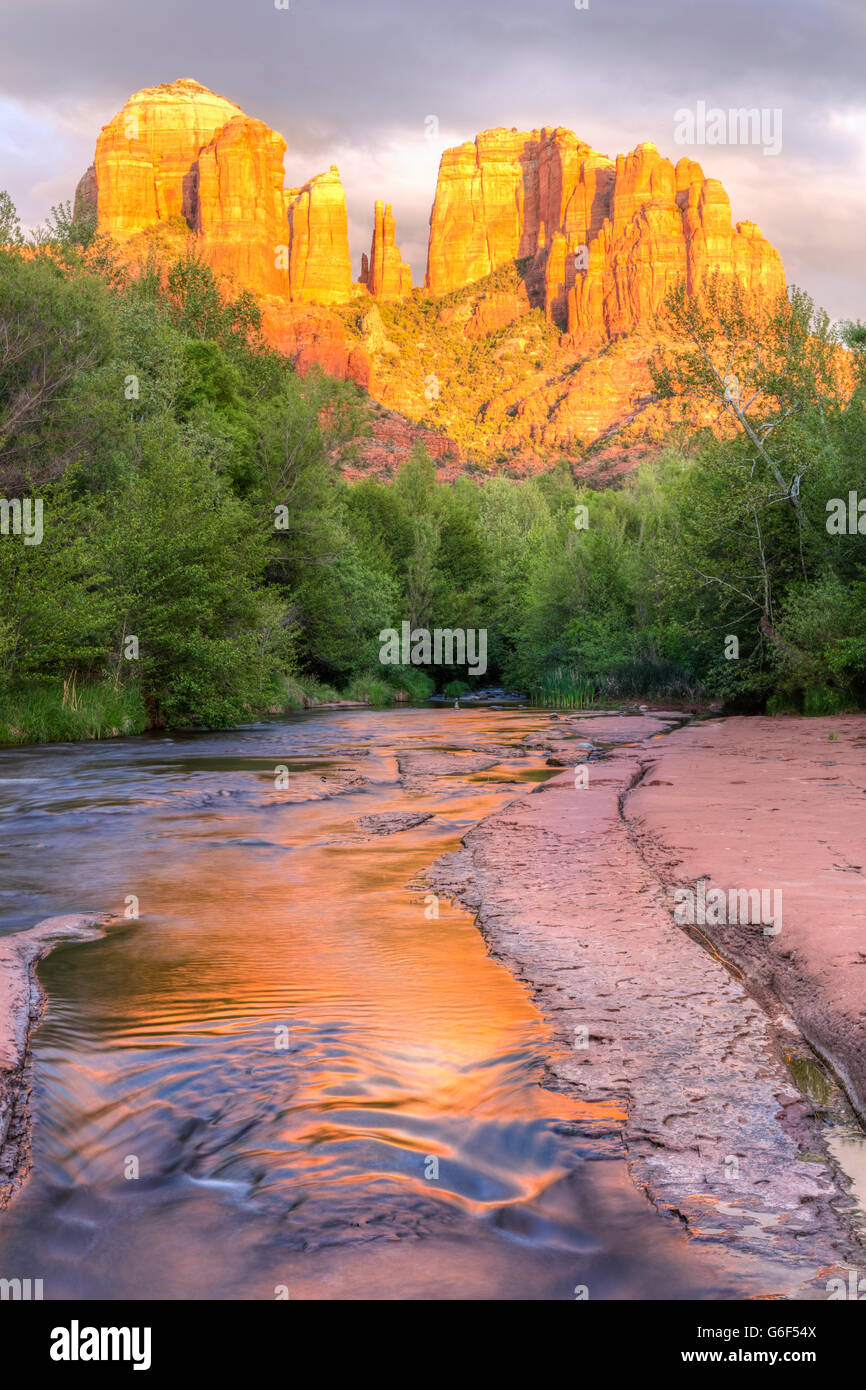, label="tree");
[650,276,846,657]
[100,420,286,727]
[0,249,113,490]
[0,191,23,247]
